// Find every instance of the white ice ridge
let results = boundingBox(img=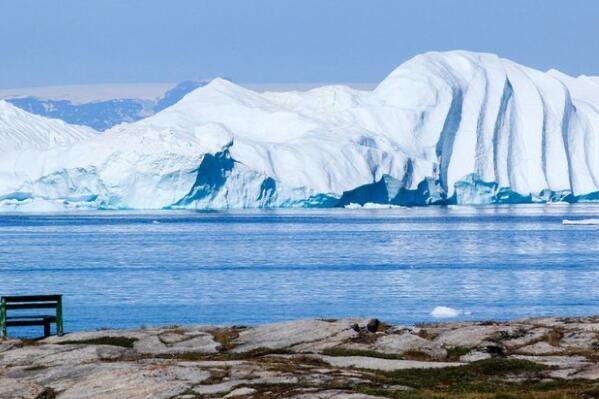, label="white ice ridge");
[0,101,95,151]
[562,219,599,225]
[0,50,598,210]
